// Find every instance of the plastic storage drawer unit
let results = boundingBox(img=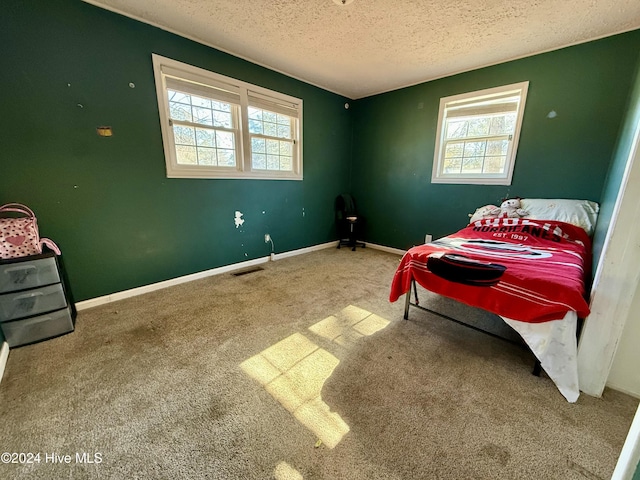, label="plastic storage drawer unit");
[0,256,60,294]
[1,307,74,347]
[0,252,75,347]
[0,283,67,322]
